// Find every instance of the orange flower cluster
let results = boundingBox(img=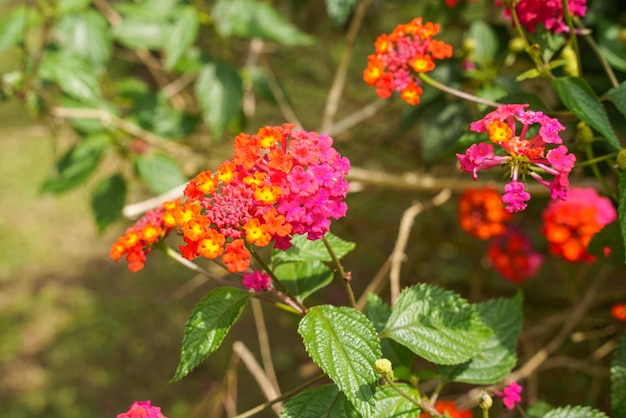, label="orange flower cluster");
[611,302,626,322]
[109,199,181,272]
[488,228,543,283]
[363,17,453,105]
[420,400,473,418]
[541,188,616,262]
[458,187,512,240]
